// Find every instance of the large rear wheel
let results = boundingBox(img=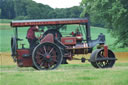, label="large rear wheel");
[32,42,63,70]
